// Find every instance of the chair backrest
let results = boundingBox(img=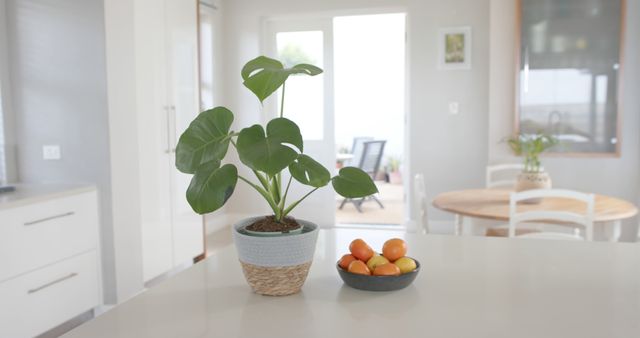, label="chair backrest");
[358,140,386,177]
[413,173,429,234]
[486,163,526,189]
[348,137,373,167]
[508,189,595,241]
